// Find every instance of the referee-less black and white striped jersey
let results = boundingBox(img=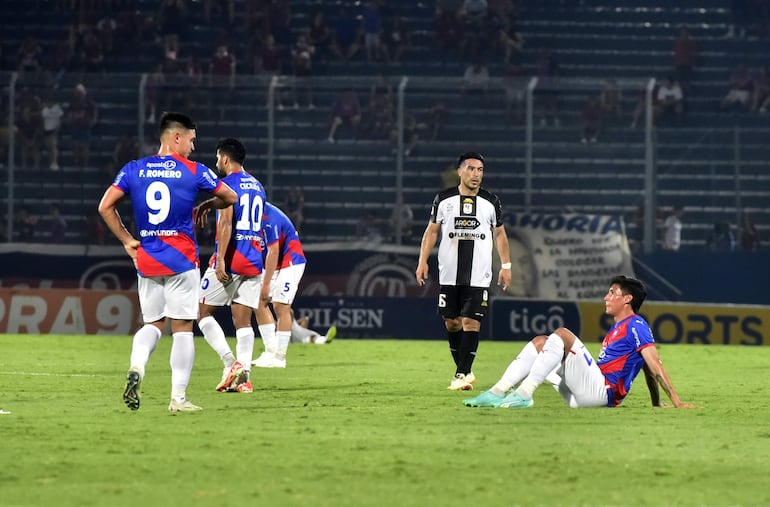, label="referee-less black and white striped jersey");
[430,186,504,287]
